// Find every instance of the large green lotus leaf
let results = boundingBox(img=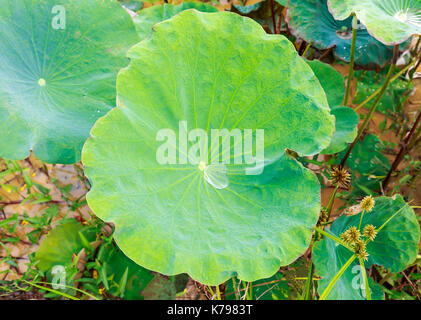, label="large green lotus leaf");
[330,195,420,272]
[305,60,358,154]
[328,0,421,45]
[133,2,218,40]
[337,134,390,196]
[287,0,395,69]
[0,0,139,164]
[313,228,384,300]
[82,11,335,285]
